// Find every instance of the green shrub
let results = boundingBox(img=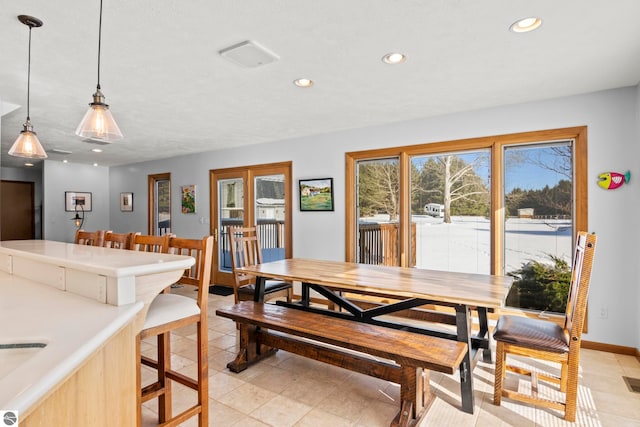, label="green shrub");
[506,255,571,314]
